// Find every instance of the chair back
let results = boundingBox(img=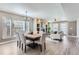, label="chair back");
[16,32,20,41]
[18,32,26,44]
[41,33,46,43]
[39,31,43,40]
[41,33,47,53]
[35,32,46,44]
